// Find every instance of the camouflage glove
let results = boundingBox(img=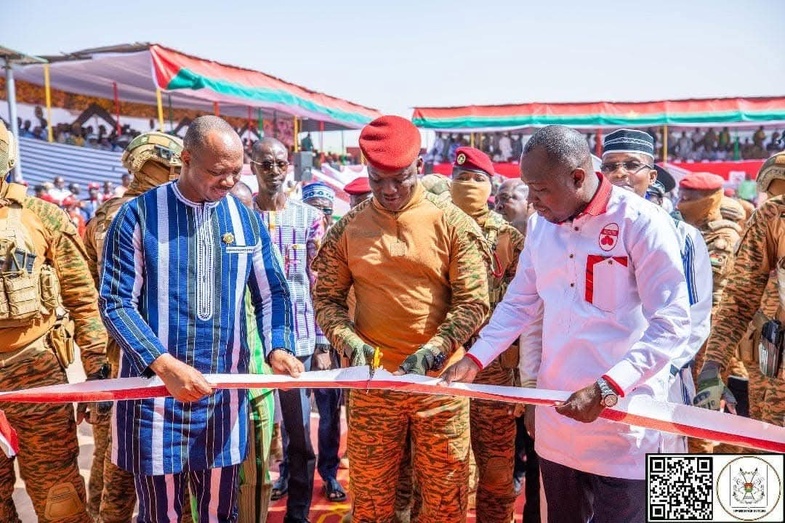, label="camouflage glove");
[398,345,446,375]
[346,343,377,368]
[76,363,113,425]
[693,361,737,411]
